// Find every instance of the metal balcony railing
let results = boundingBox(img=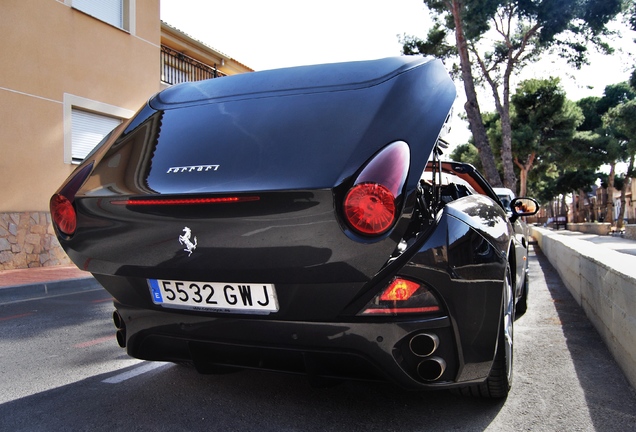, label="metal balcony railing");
[161,45,226,85]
